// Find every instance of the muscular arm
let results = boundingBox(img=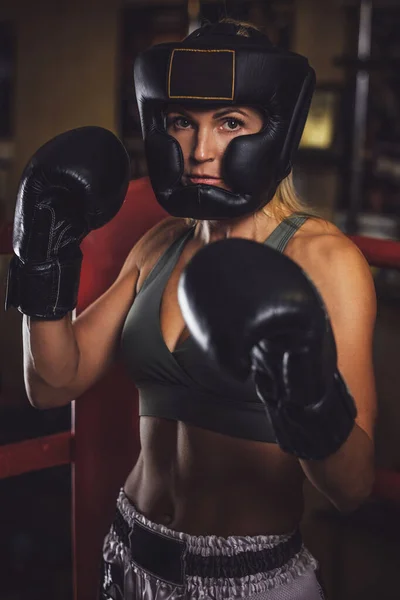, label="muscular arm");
[24,256,140,408]
[298,237,377,512]
[25,216,184,409]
